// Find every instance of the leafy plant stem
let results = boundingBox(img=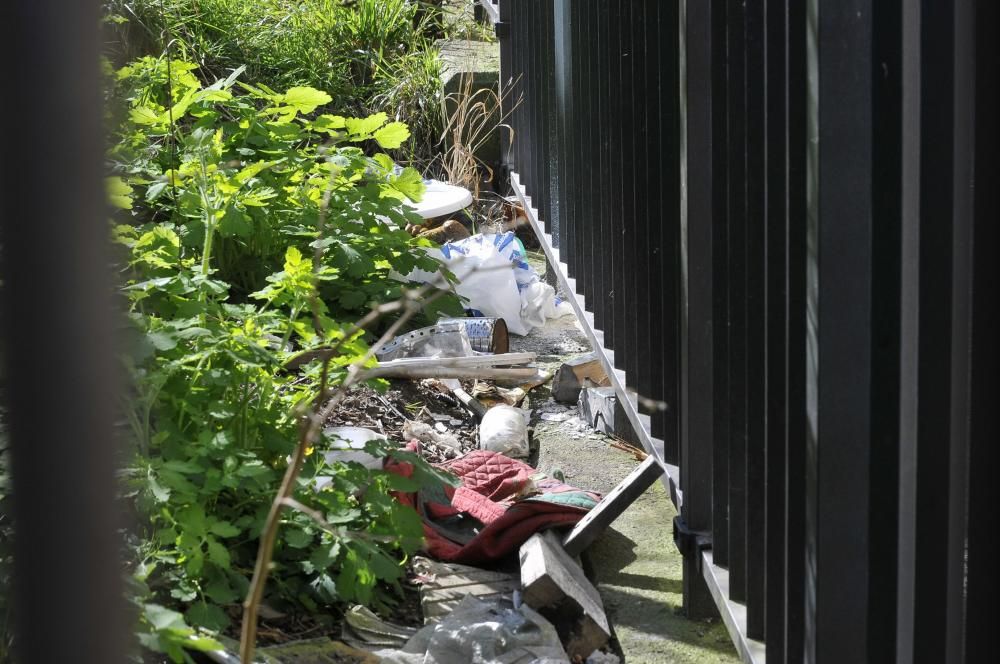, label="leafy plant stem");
[238,281,447,663]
